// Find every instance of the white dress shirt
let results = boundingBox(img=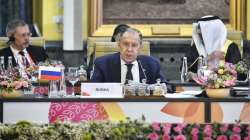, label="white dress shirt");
[10,46,34,68]
[120,58,140,84]
[10,46,35,79]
